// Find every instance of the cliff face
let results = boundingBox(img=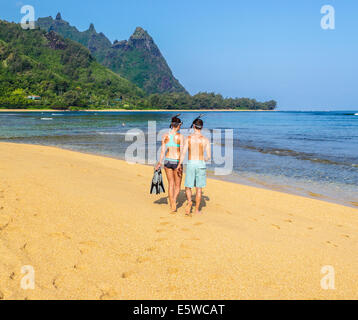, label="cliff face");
[104,27,186,94]
[37,14,187,94]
